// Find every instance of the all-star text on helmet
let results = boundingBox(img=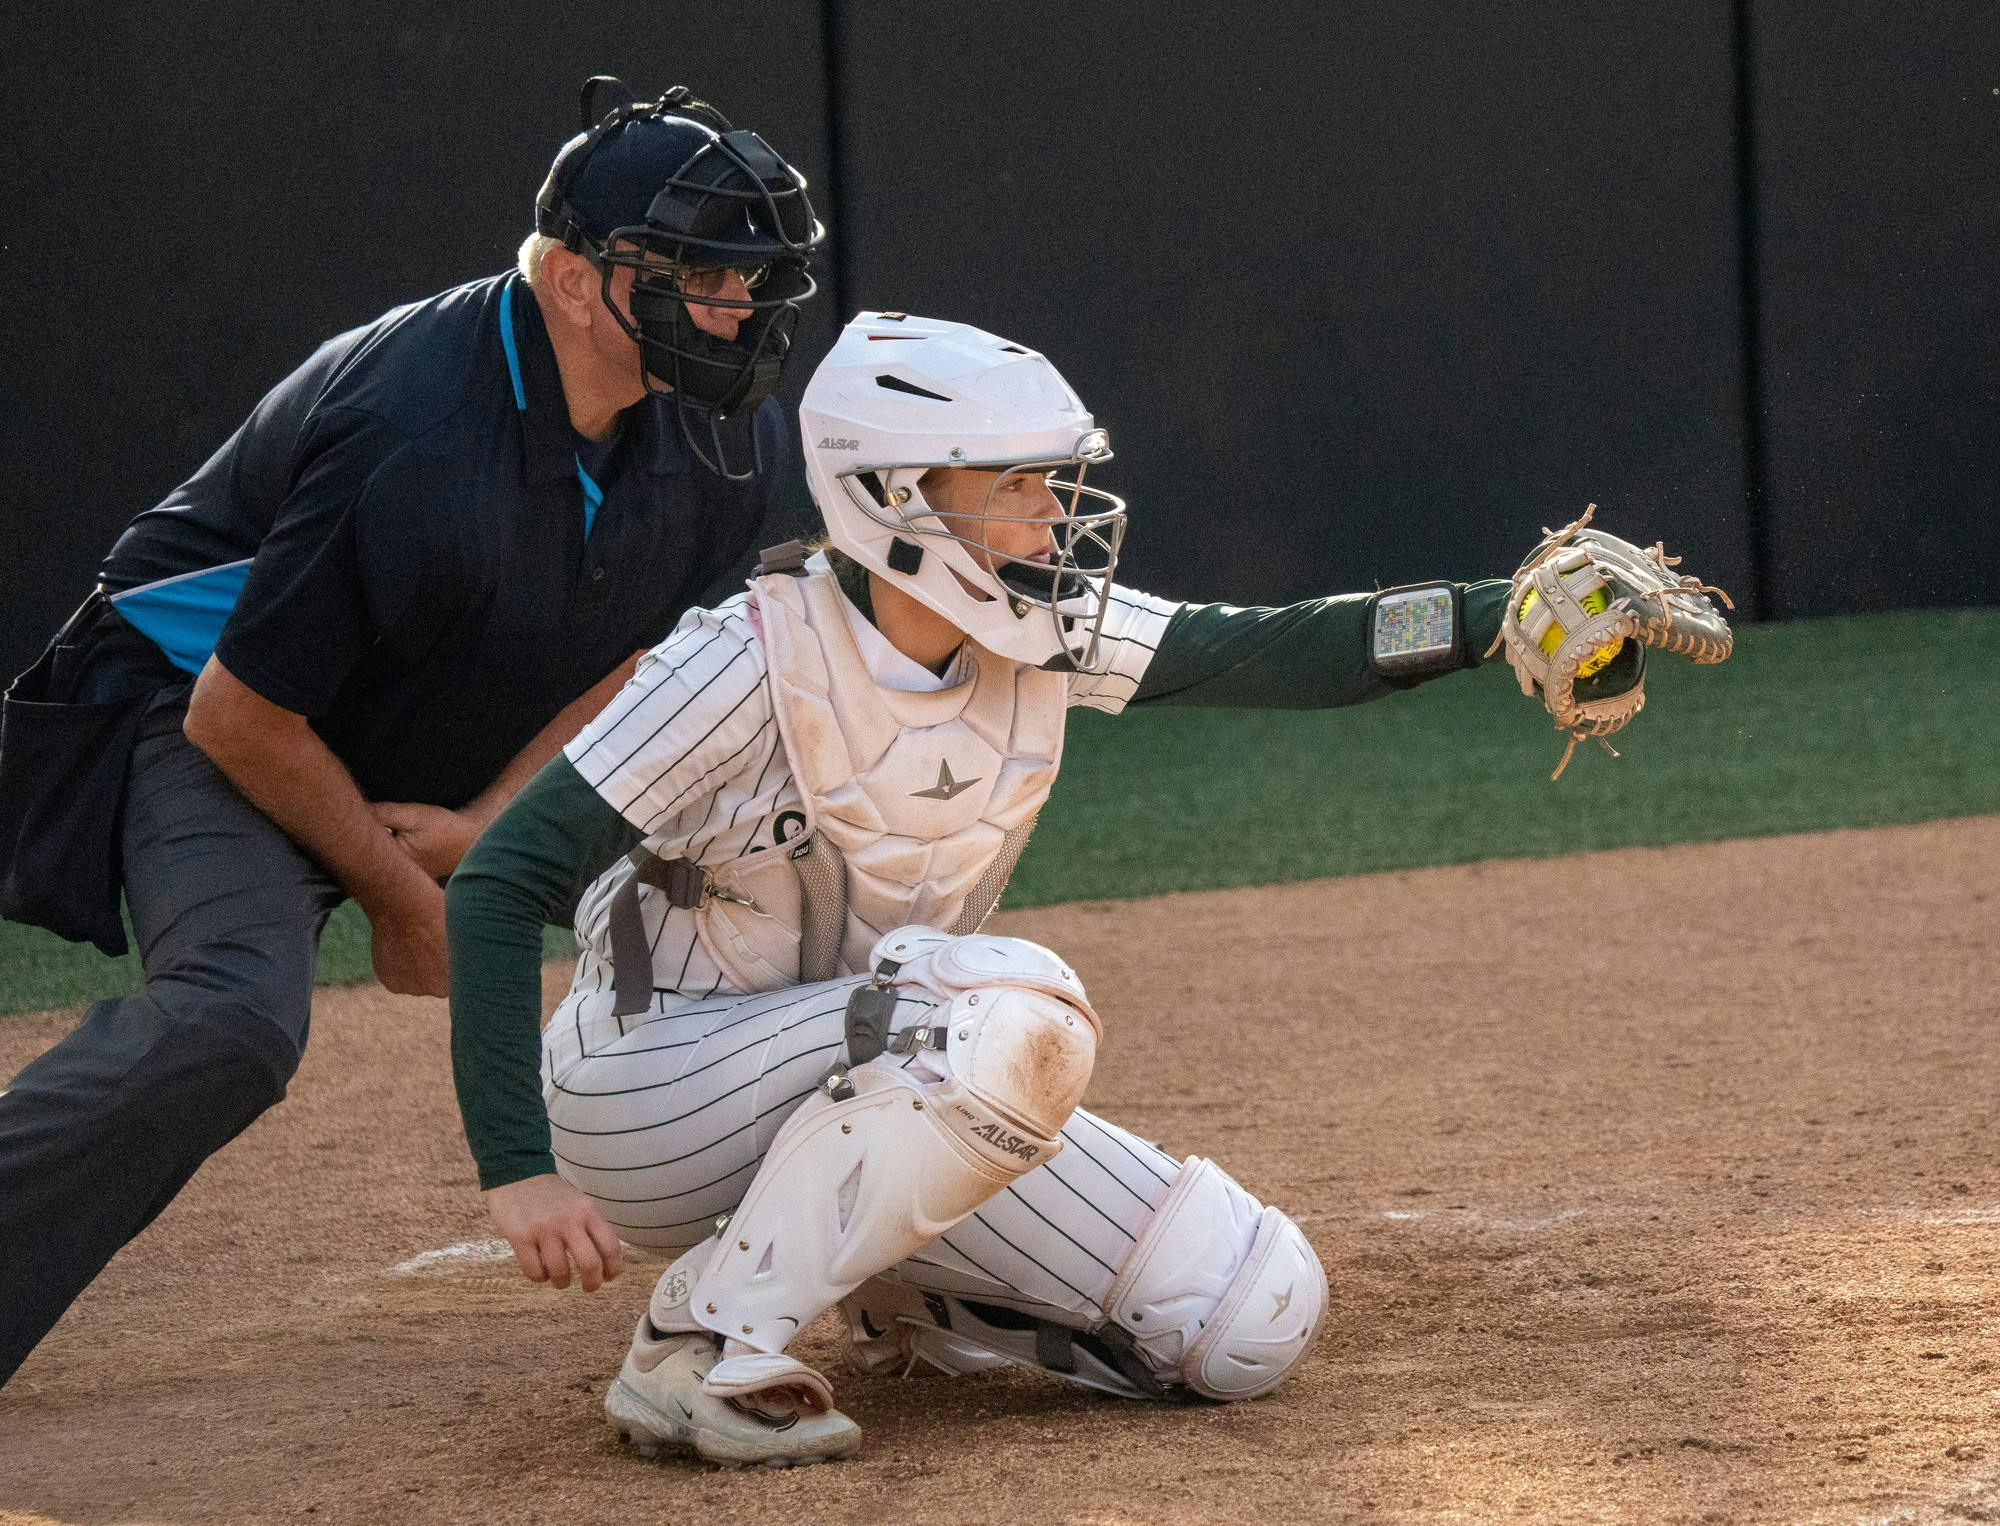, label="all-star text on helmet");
[800,313,1128,672]
[536,77,825,479]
